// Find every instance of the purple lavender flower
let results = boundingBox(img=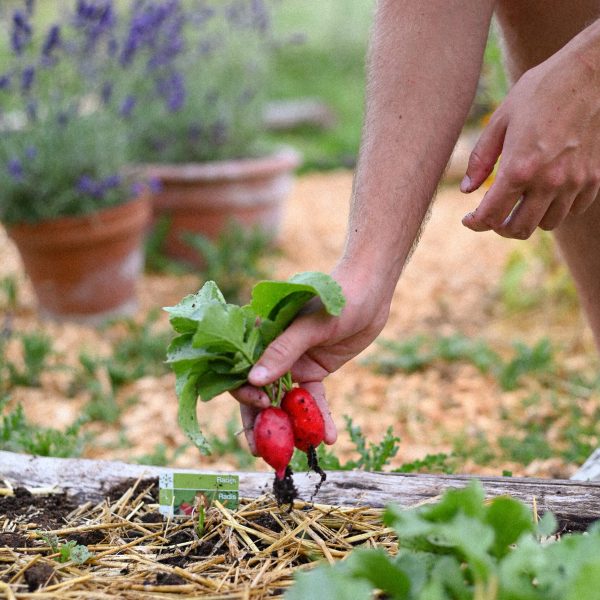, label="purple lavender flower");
[100,81,113,104]
[0,75,10,91]
[119,95,136,118]
[25,100,37,121]
[157,71,185,112]
[148,177,162,193]
[121,0,183,68]
[25,146,37,160]
[11,10,32,55]
[42,24,61,57]
[74,0,116,54]
[250,0,270,33]
[130,181,145,197]
[21,66,35,94]
[77,174,121,199]
[100,174,121,190]
[7,158,24,181]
